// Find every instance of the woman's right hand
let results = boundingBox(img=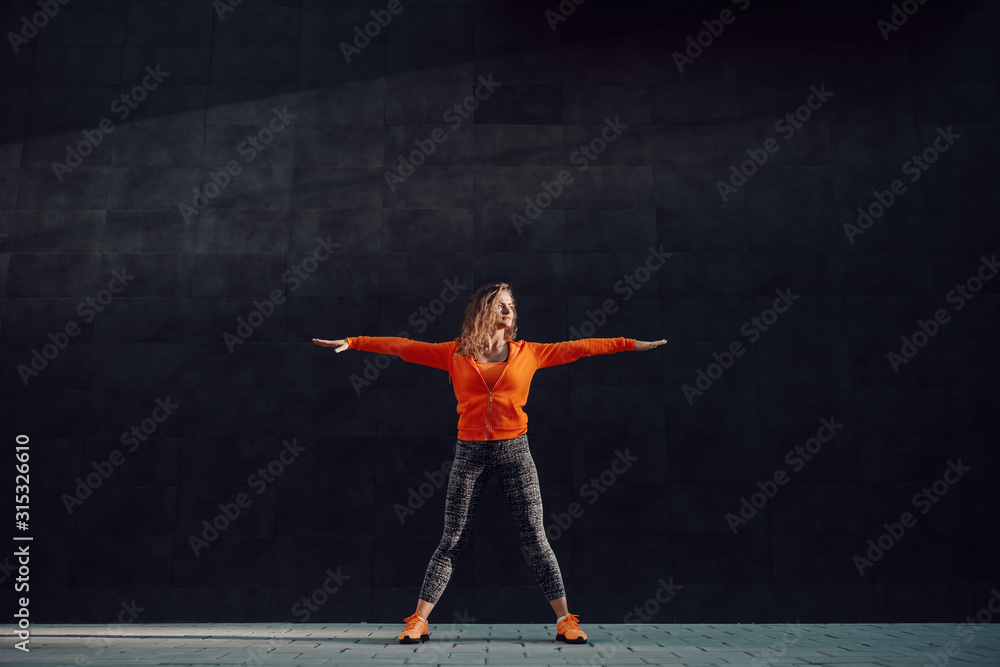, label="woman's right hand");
[313,338,349,352]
